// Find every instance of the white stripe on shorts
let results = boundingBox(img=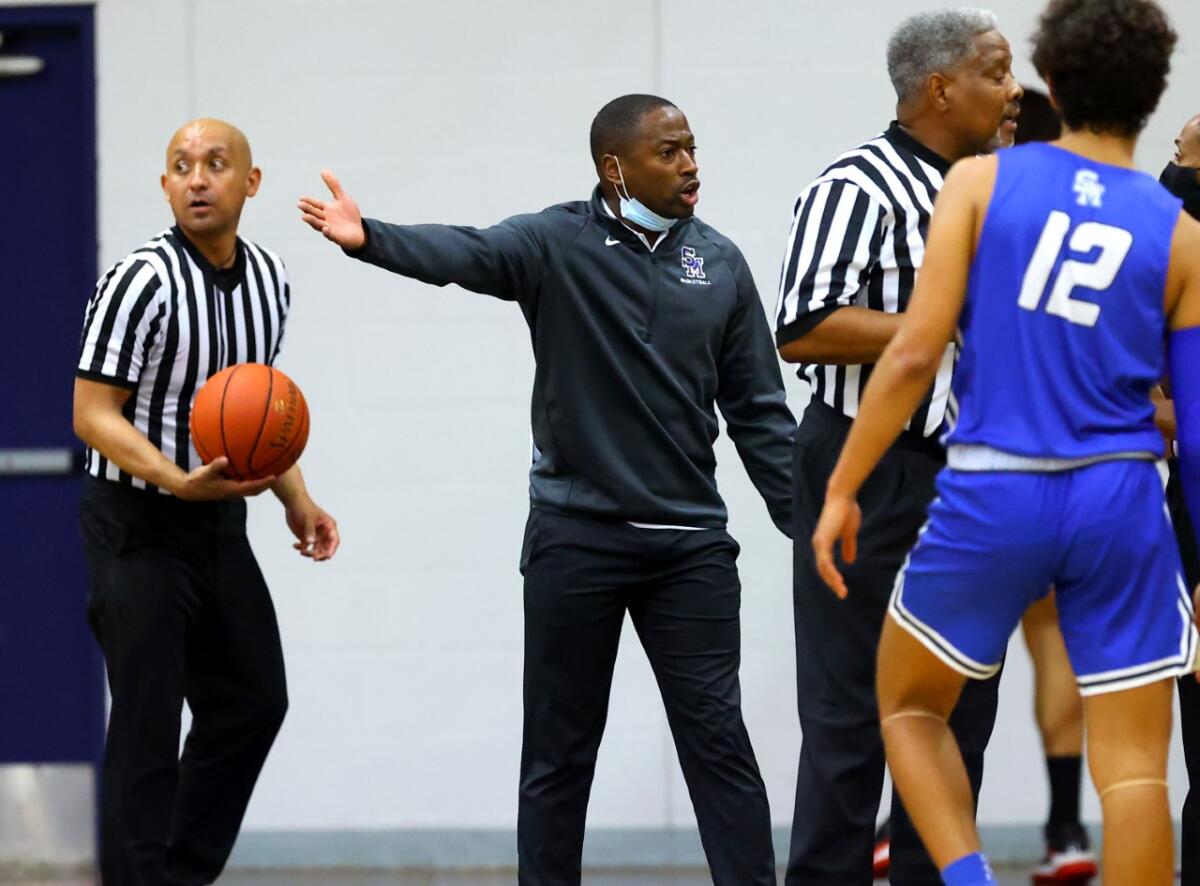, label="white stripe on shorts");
[1073,496,1198,696]
[887,515,1002,681]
